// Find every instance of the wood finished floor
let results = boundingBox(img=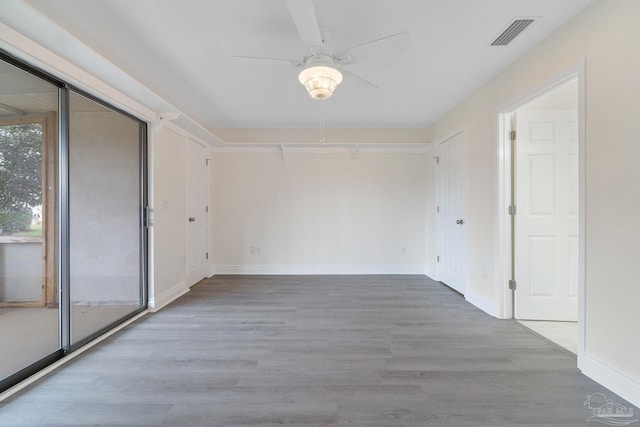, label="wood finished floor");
[0,275,631,426]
